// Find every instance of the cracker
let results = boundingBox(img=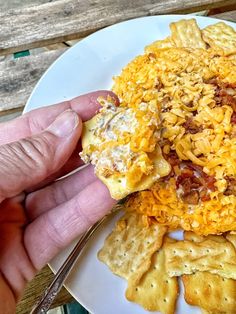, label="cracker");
[229,54,236,65]
[145,37,175,53]
[226,233,236,248]
[202,22,236,56]
[126,238,178,314]
[164,234,236,279]
[81,98,171,200]
[183,272,236,314]
[184,231,226,243]
[98,212,167,282]
[170,19,206,49]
